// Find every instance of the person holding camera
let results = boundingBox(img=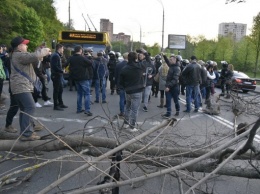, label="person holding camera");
[9,36,50,141]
